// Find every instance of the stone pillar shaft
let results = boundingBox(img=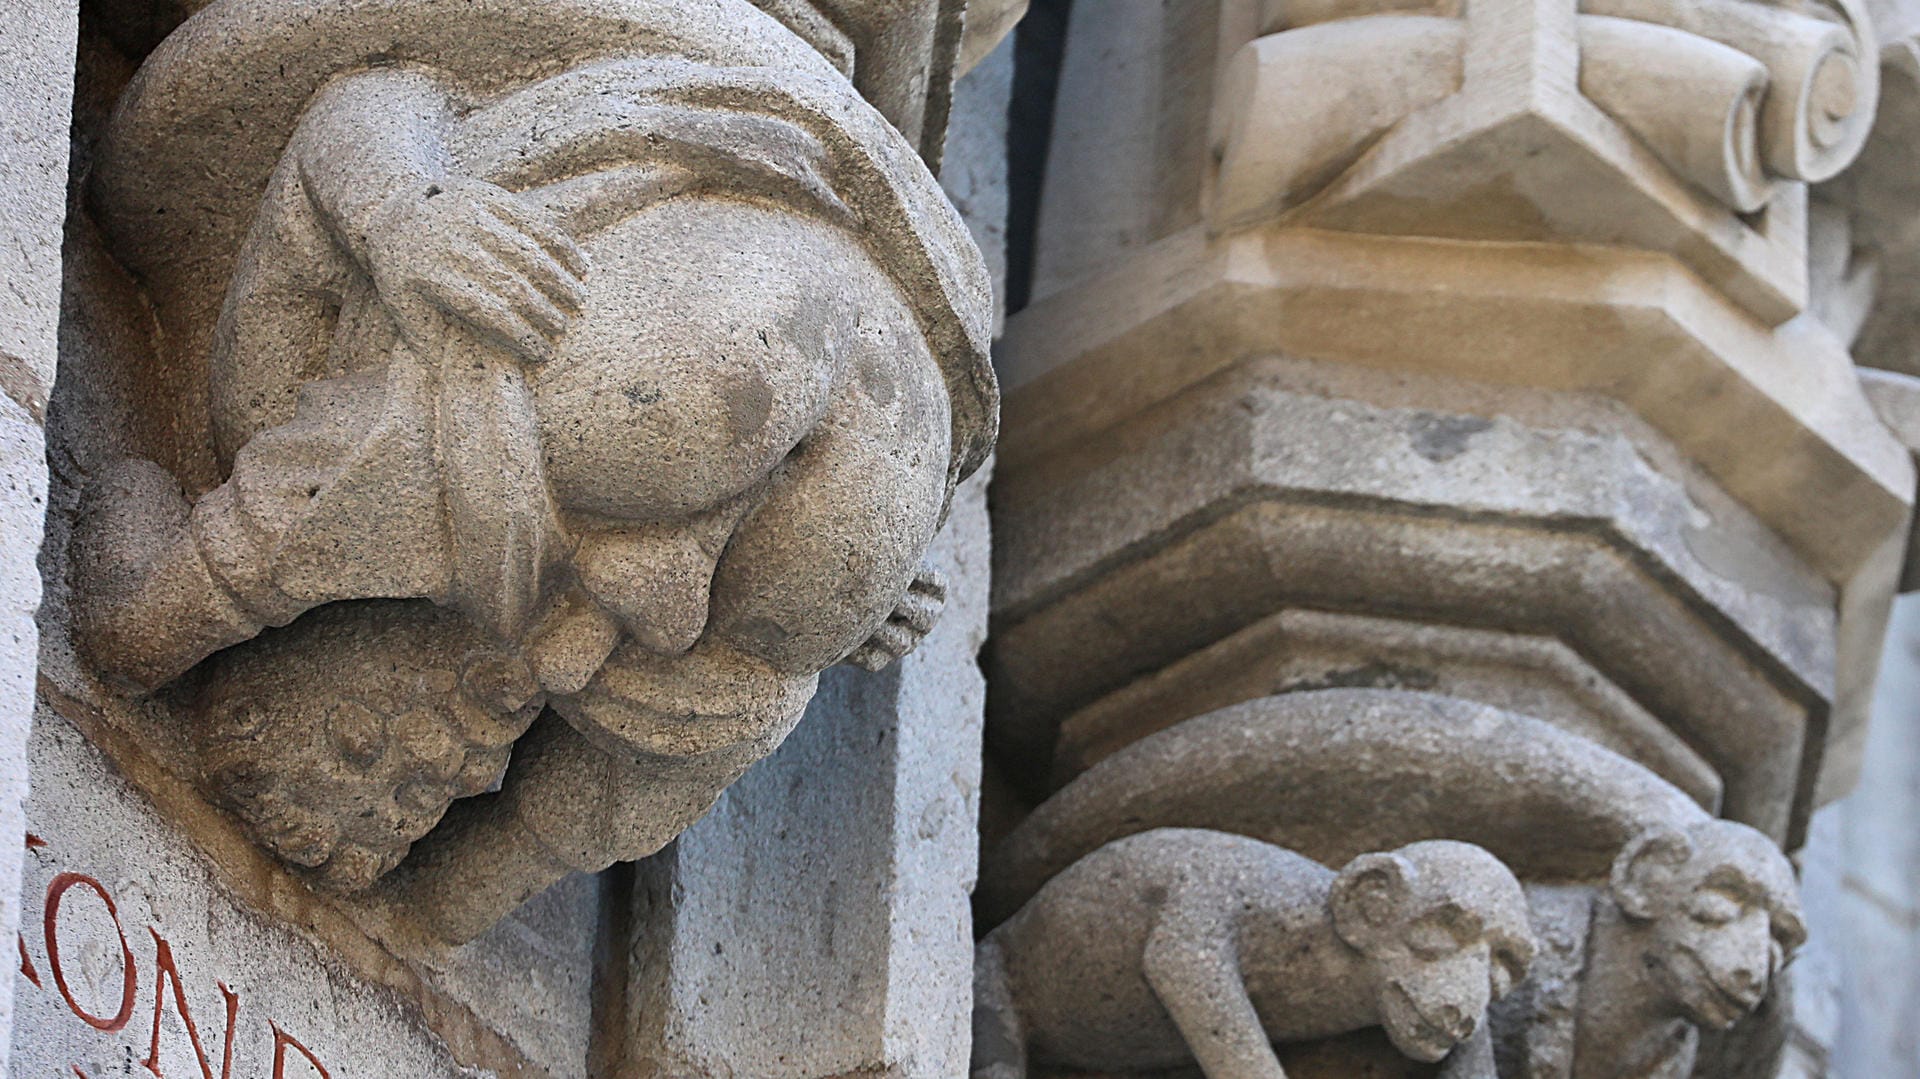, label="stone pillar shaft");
[0,0,75,1071]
